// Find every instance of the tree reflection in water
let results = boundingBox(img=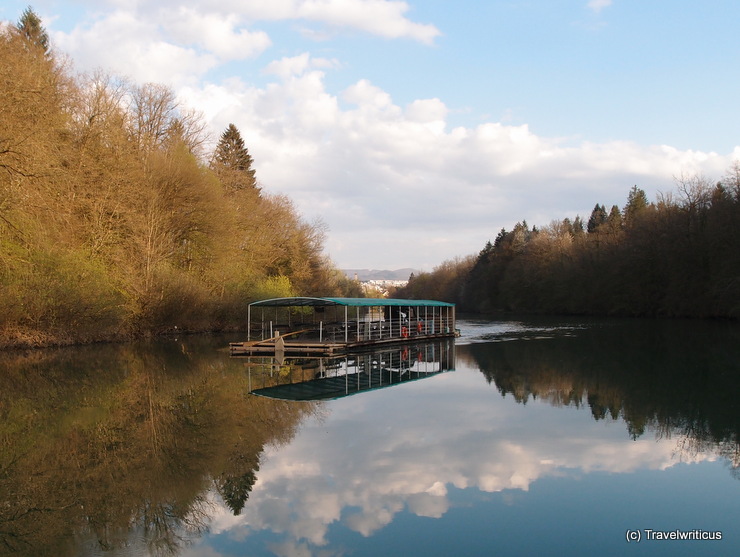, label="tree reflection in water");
[460,317,740,472]
[0,337,319,556]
